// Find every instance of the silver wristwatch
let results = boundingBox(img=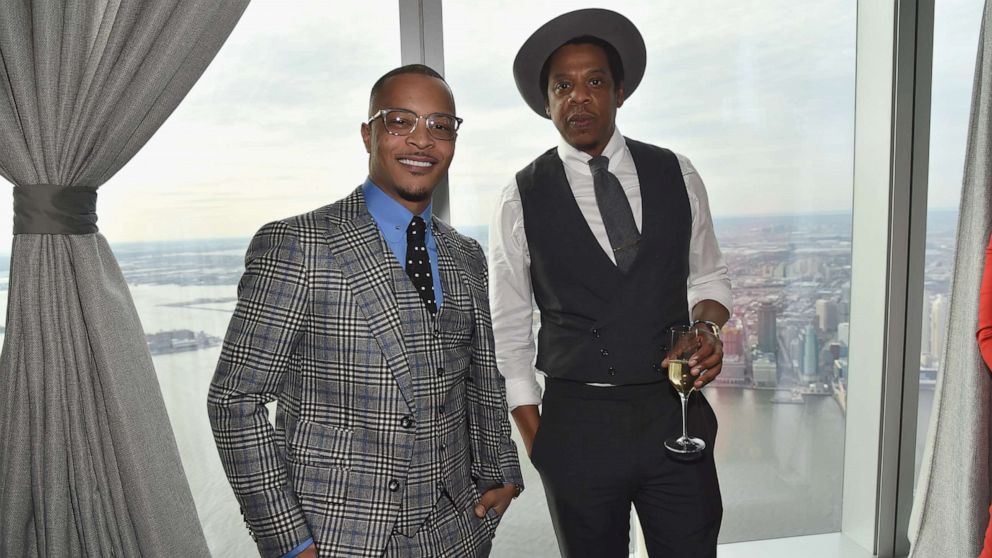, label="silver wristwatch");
[692,319,722,340]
